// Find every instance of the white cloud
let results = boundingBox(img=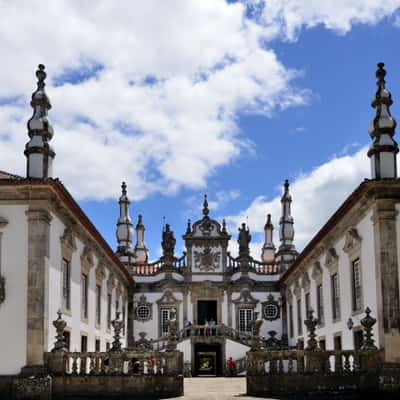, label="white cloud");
[0,0,398,201]
[0,0,307,200]
[257,0,400,40]
[225,147,370,251]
